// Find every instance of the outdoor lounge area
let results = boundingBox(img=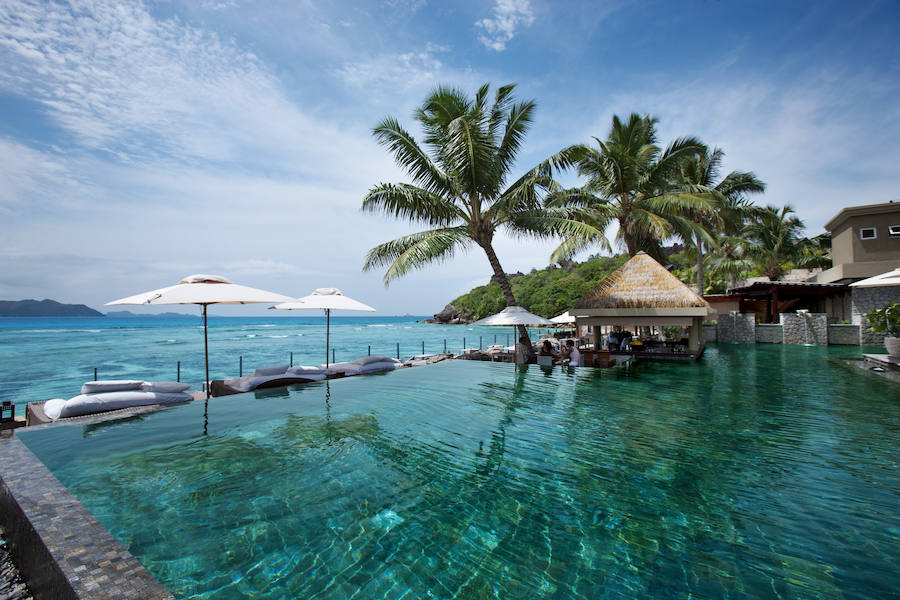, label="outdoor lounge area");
[573,252,715,361]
